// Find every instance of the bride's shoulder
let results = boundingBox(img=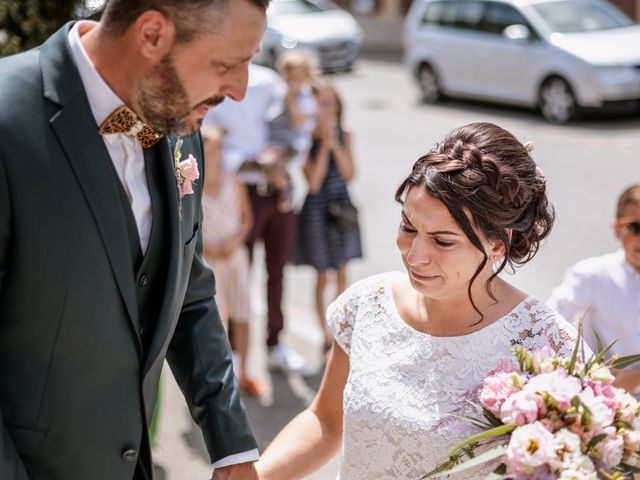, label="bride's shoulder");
[516,297,581,355]
[342,271,403,299]
[328,272,402,314]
